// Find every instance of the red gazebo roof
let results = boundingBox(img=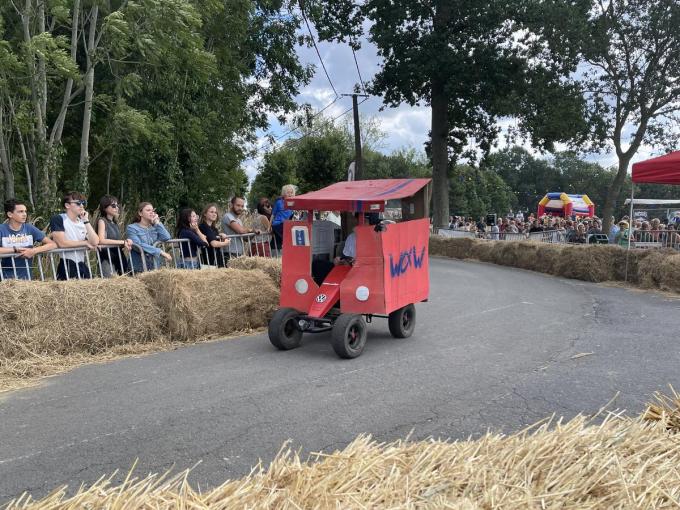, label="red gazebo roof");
[285,179,431,212]
[632,151,680,184]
